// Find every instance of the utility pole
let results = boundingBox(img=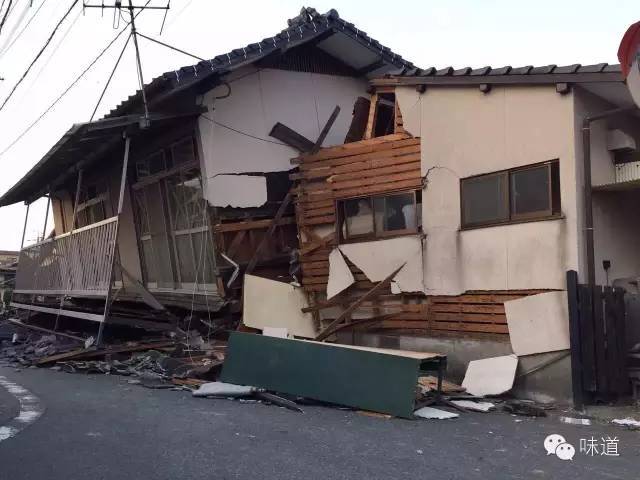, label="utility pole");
[82,1,170,127]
